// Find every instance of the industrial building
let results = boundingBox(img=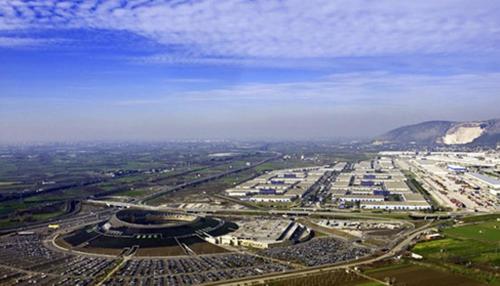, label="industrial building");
[360,201,432,211]
[208,219,311,249]
[385,151,499,212]
[331,158,431,211]
[225,166,329,203]
[465,173,500,190]
[335,194,385,202]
